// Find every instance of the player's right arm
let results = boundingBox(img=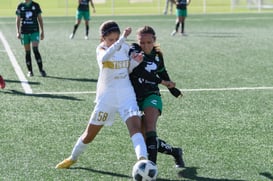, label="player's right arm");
[16,15,21,39]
